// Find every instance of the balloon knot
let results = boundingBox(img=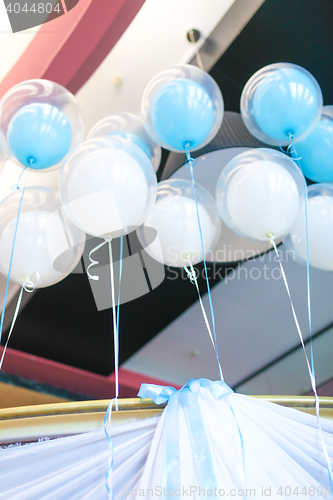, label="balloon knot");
[22,274,38,292]
[185,152,197,169]
[267,233,275,245]
[184,266,197,284]
[104,233,113,242]
[184,255,197,284]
